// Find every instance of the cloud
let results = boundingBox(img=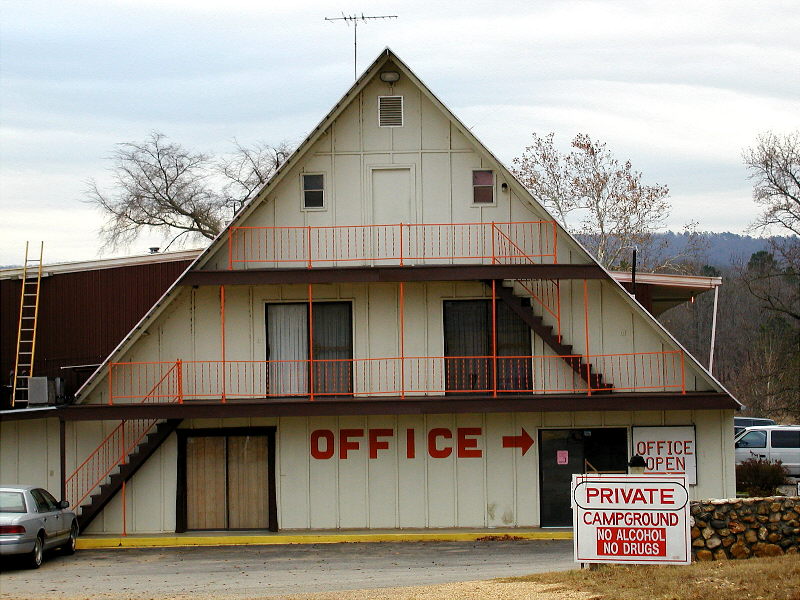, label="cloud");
[1,0,798,264]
